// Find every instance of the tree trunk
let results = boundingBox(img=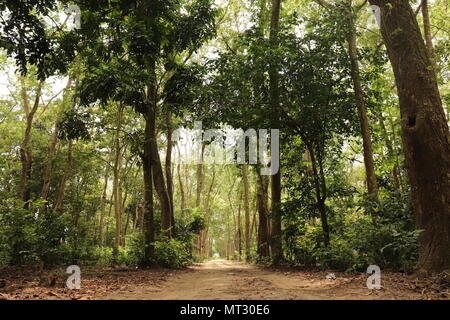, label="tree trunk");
[54,140,73,212]
[242,164,251,260]
[237,190,243,260]
[370,0,450,272]
[347,19,379,196]
[39,78,73,203]
[142,107,156,265]
[18,79,43,202]
[39,113,61,203]
[308,145,330,247]
[268,0,284,265]
[196,144,206,208]
[98,166,109,245]
[112,104,123,258]
[147,86,172,239]
[165,111,175,234]
[177,163,187,211]
[257,172,270,258]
